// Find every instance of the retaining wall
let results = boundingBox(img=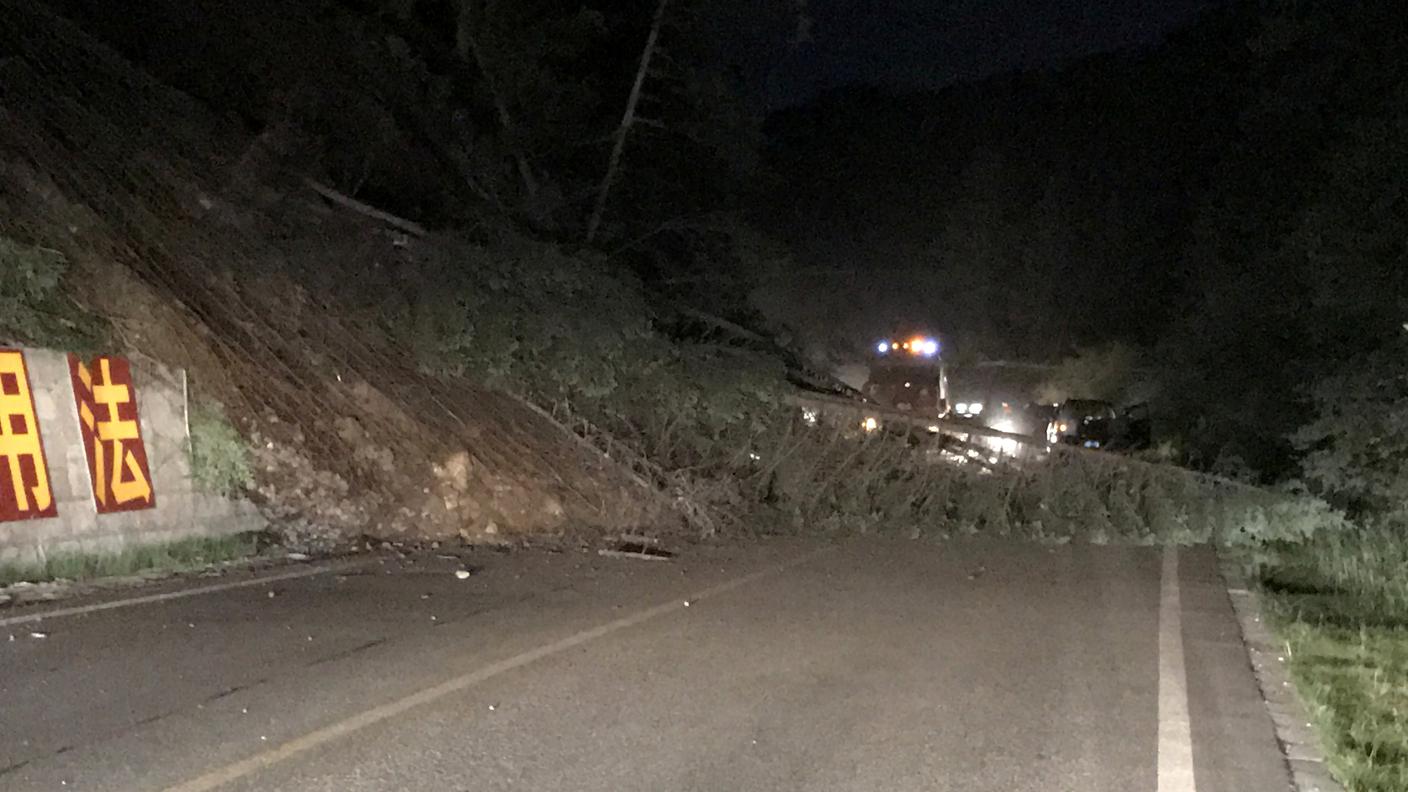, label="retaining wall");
[0,346,262,566]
